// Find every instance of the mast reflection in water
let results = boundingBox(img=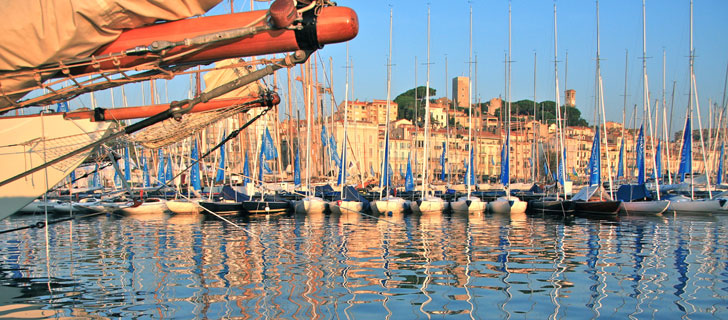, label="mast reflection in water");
[1,211,727,318]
